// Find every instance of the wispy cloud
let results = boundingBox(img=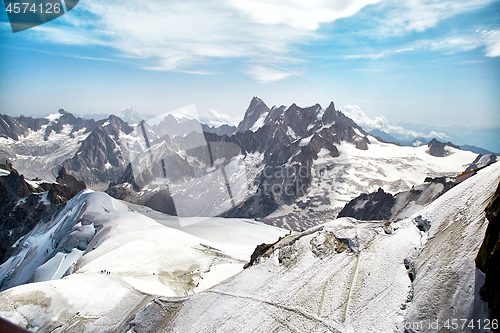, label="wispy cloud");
[243,65,295,84]
[345,30,500,59]
[227,0,381,30]
[342,104,449,140]
[378,0,496,36]
[481,29,500,57]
